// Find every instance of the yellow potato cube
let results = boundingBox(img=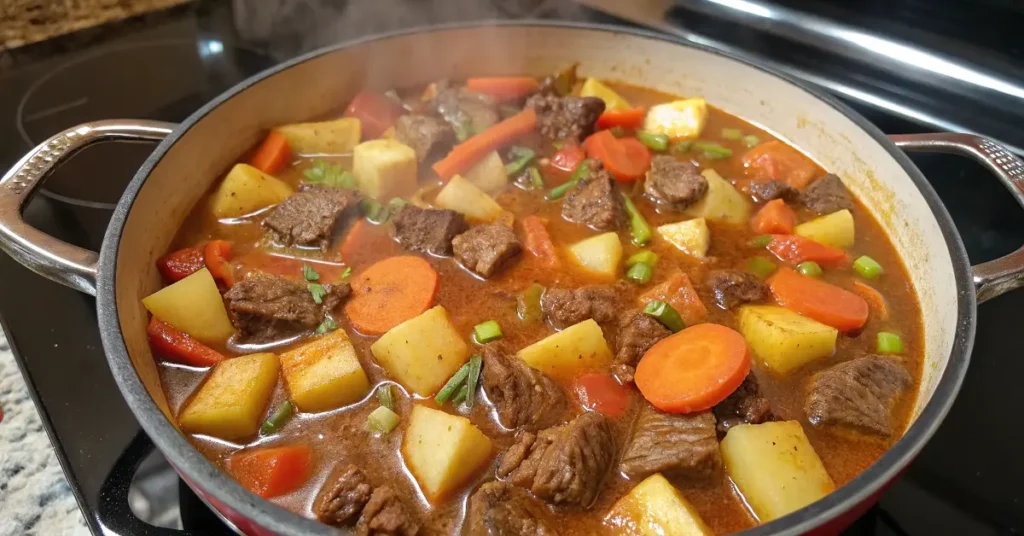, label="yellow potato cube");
[657,218,710,258]
[435,174,504,222]
[580,78,631,111]
[738,306,838,375]
[684,170,751,225]
[721,421,836,522]
[353,139,418,199]
[276,117,361,155]
[463,151,508,196]
[178,353,280,440]
[795,209,855,249]
[605,473,714,536]
[567,232,623,279]
[517,319,613,380]
[369,306,470,396]
[403,405,493,501]
[643,98,708,139]
[280,329,370,413]
[143,268,236,345]
[210,163,294,219]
